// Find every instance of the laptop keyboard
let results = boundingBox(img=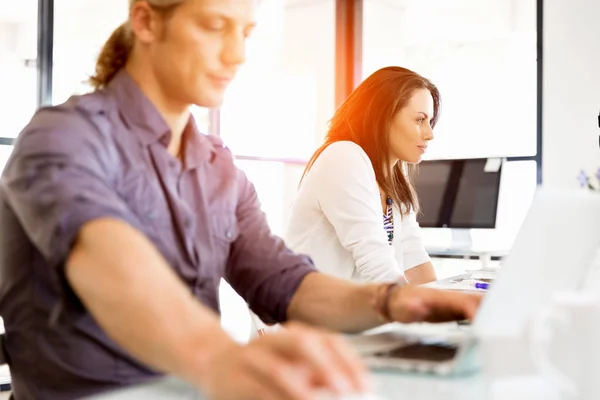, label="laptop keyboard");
[373,342,459,362]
